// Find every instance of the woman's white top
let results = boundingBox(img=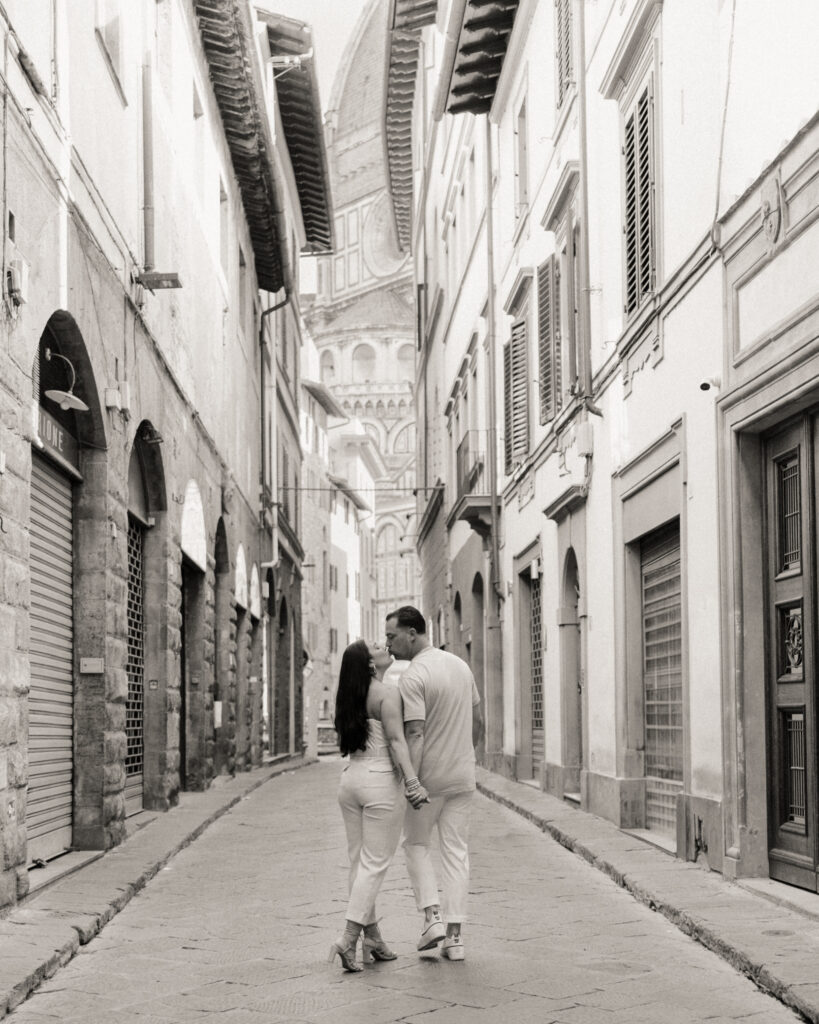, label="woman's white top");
[350,718,394,769]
